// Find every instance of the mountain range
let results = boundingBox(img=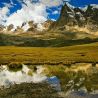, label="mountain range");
[1,3,98,36]
[50,3,98,36]
[0,3,98,47]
